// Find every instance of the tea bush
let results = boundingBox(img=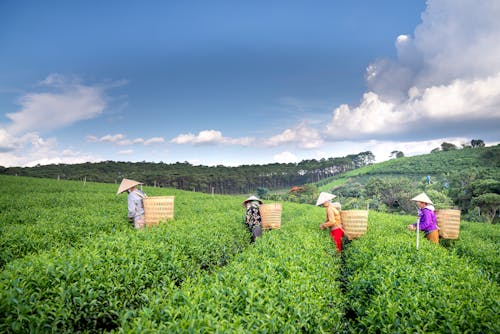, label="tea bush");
[445,221,500,283]
[0,176,498,333]
[121,204,346,333]
[342,211,499,333]
[0,177,249,332]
